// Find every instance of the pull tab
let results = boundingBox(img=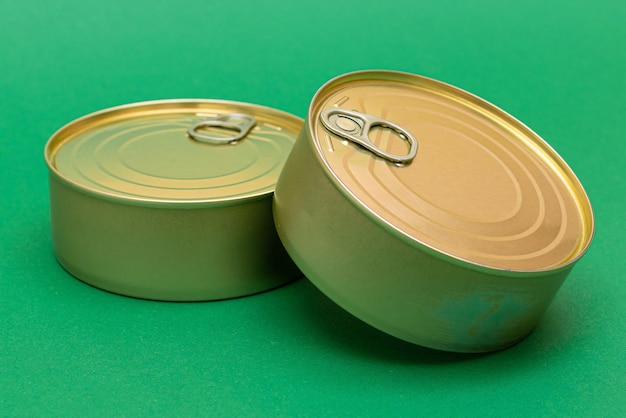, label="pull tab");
[188,113,256,145]
[320,108,418,164]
